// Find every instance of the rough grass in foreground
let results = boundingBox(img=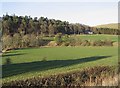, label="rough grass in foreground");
[2,66,118,87]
